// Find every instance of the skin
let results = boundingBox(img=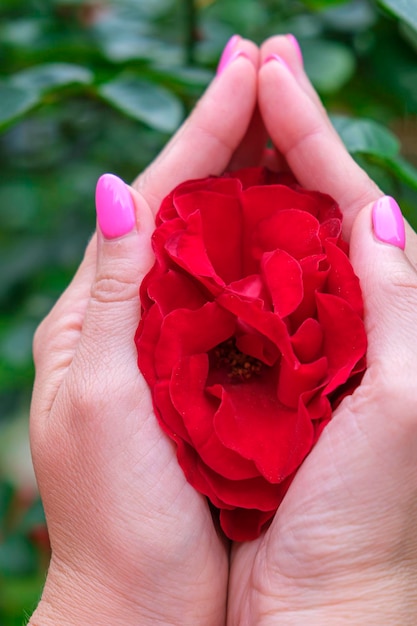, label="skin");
[29,36,417,625]
[228,36,417,625]
[29,37,260,626]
